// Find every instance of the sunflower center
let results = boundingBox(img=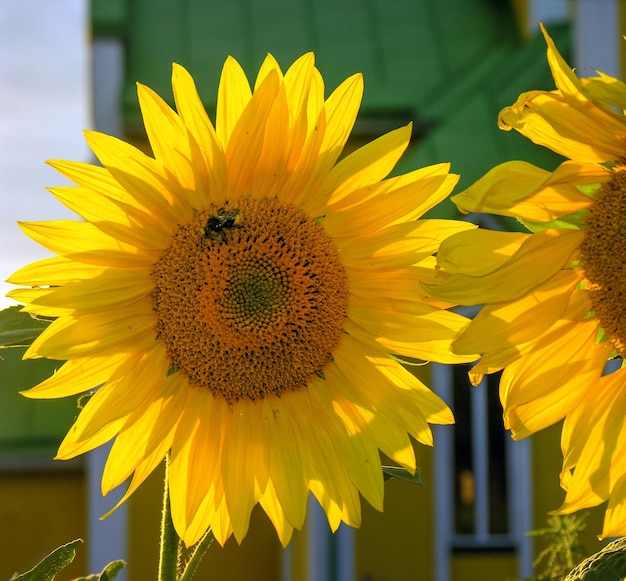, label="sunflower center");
[580,160,626,357]
[151,198,349,401]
